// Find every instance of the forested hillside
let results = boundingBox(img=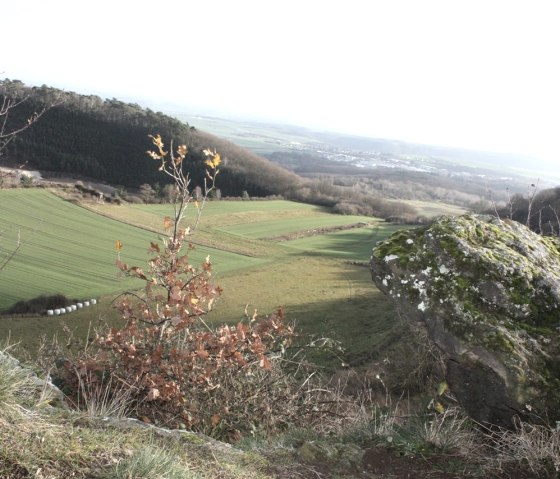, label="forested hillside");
[0,79,302,197]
